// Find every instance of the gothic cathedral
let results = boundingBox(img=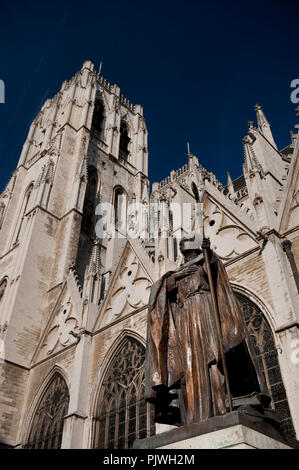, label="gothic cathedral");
[0,61,298,448]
